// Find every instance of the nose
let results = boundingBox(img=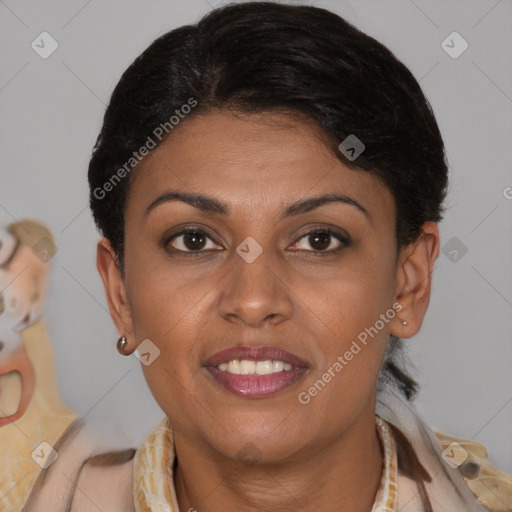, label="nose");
[218,245,293,328]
